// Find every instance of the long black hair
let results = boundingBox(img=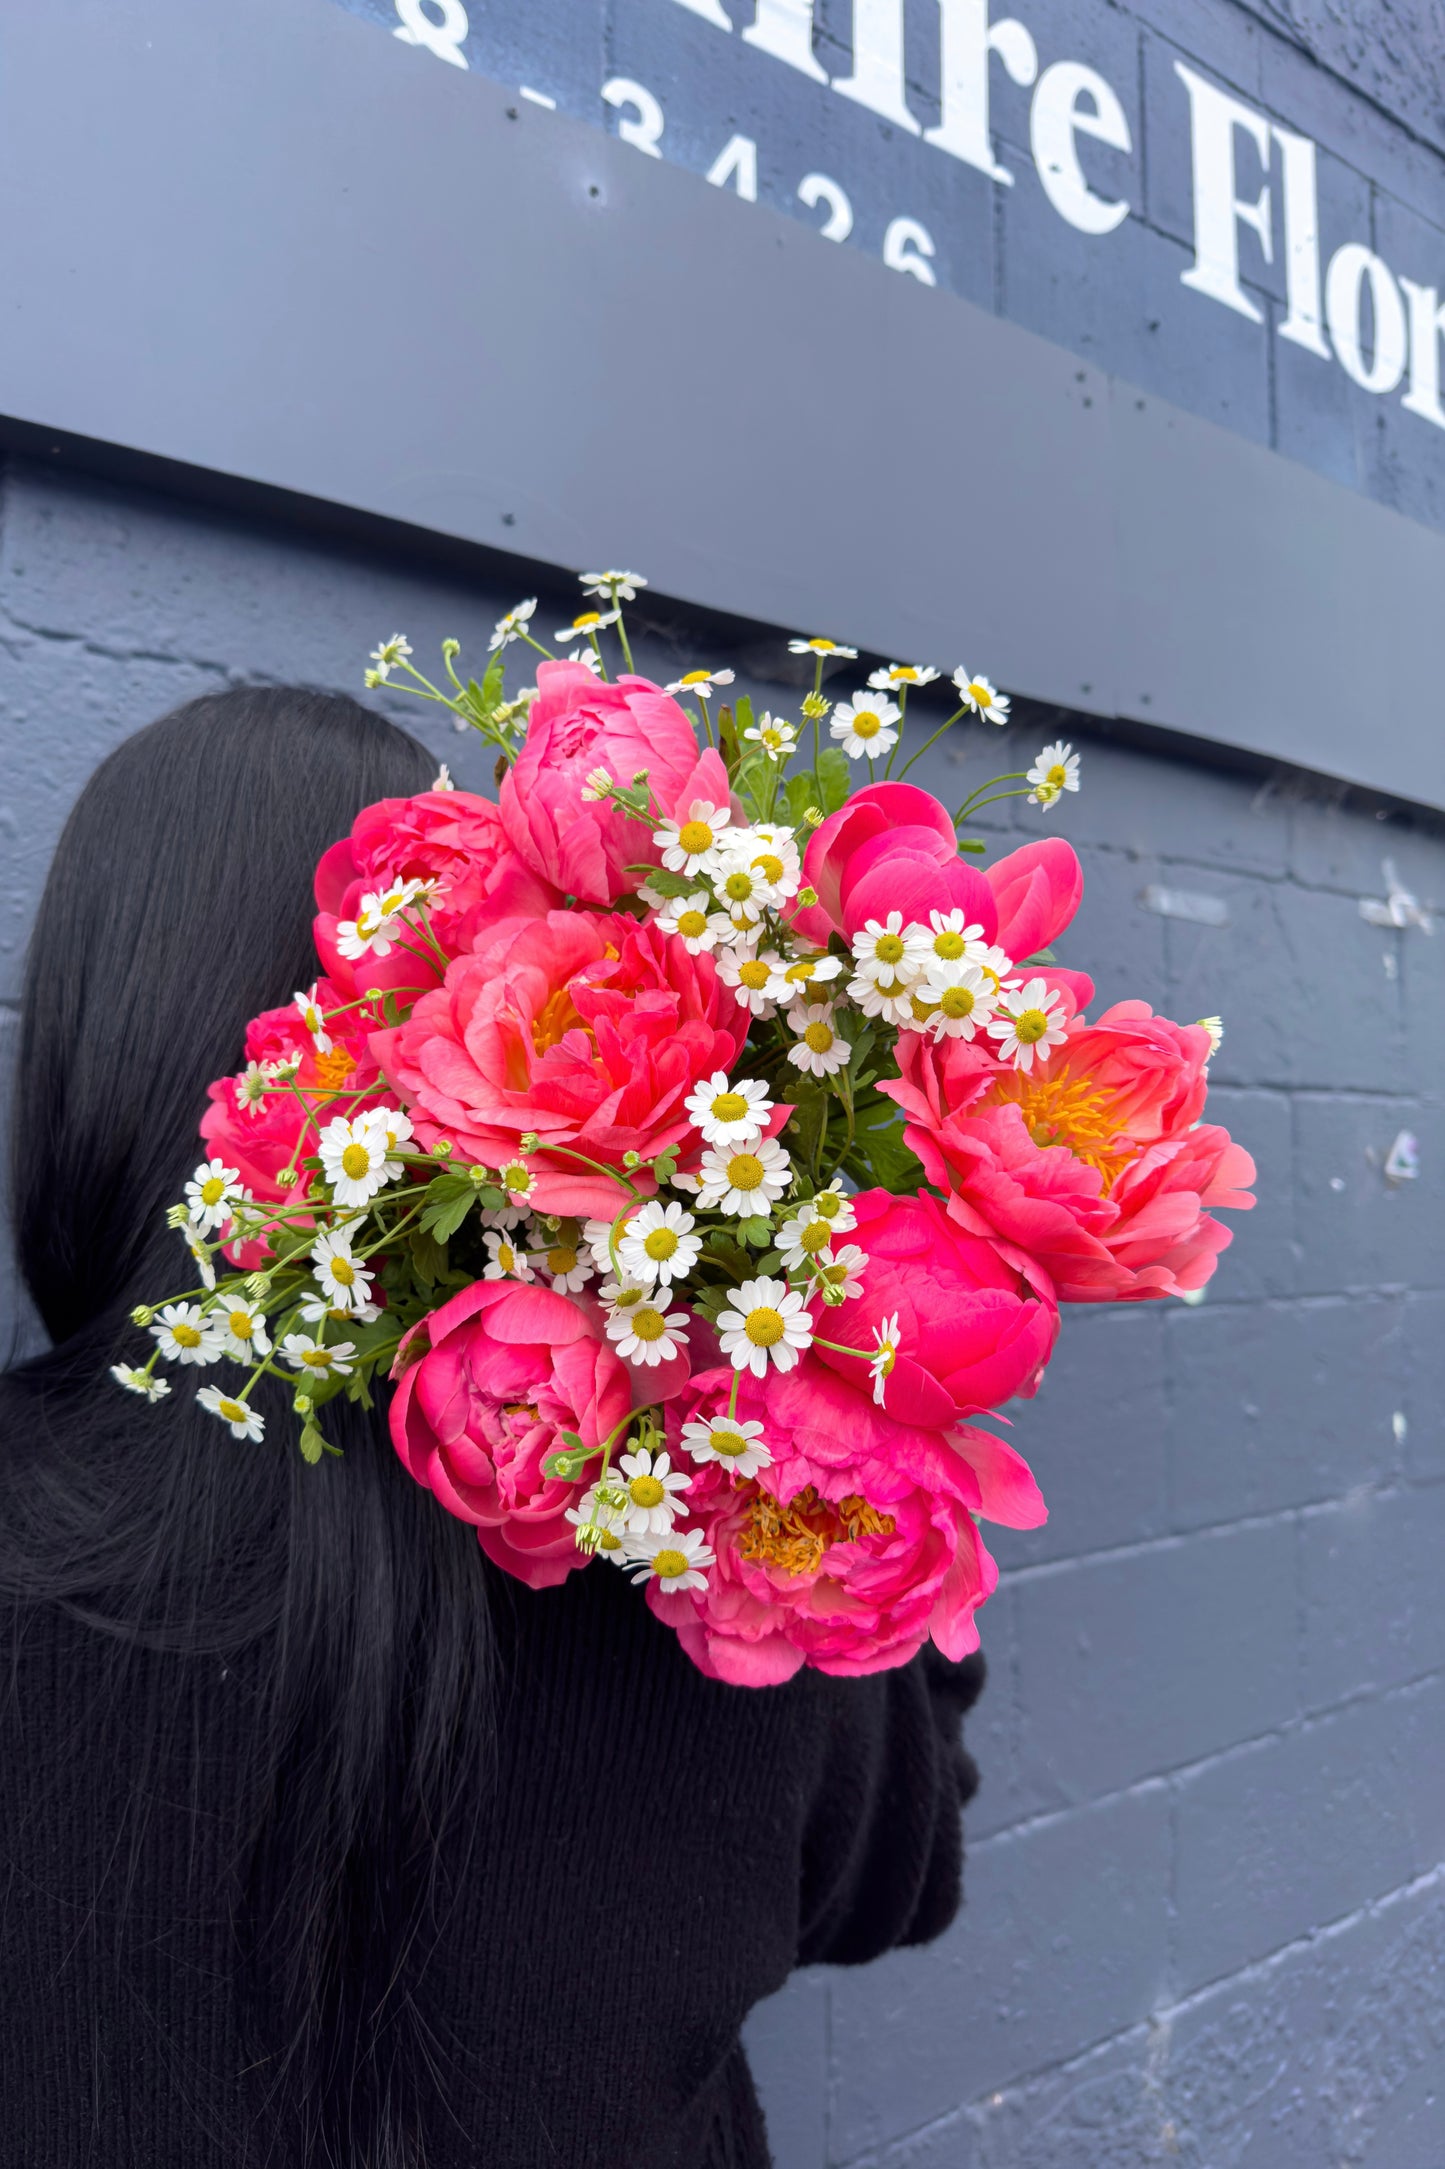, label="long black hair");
[0,688,495,2166]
